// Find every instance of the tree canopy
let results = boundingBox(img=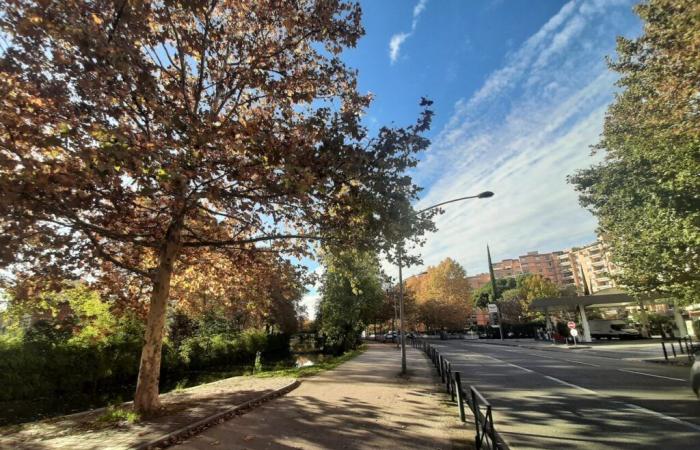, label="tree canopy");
[0,0,434,413]
[407,258,471,331]
[569,0,699,304]
[317,248,384,353]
